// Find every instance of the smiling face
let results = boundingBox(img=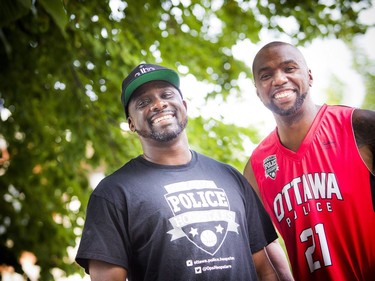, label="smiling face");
[127,80,188,142]
[252,43,313,117]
